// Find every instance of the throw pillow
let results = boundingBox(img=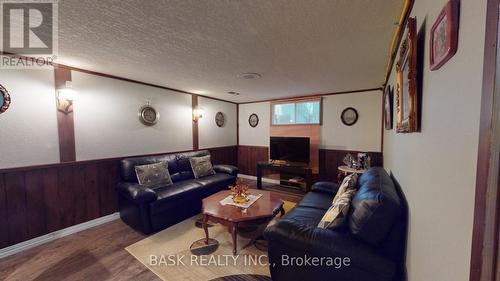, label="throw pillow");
[190,155,216,179]
[135,161,173,187]
[318,188,357,230]
[332,173,358,205]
